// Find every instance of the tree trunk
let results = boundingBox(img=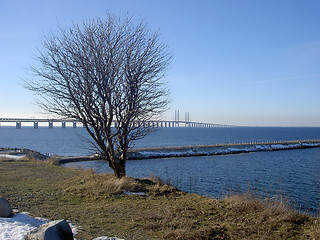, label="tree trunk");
[114,159,126,178]
[106,151,126,178]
